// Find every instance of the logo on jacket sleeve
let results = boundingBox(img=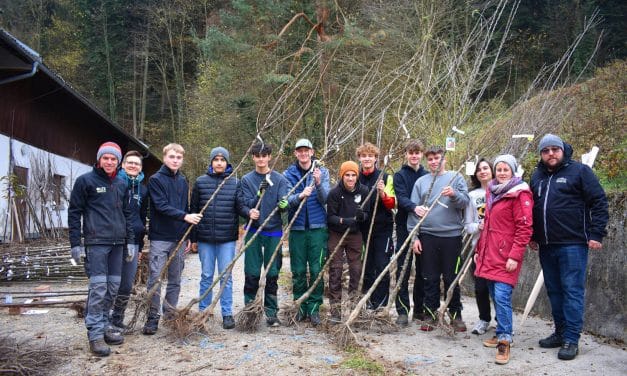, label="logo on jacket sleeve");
[96,187,107,193]
[556,177,568,184]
